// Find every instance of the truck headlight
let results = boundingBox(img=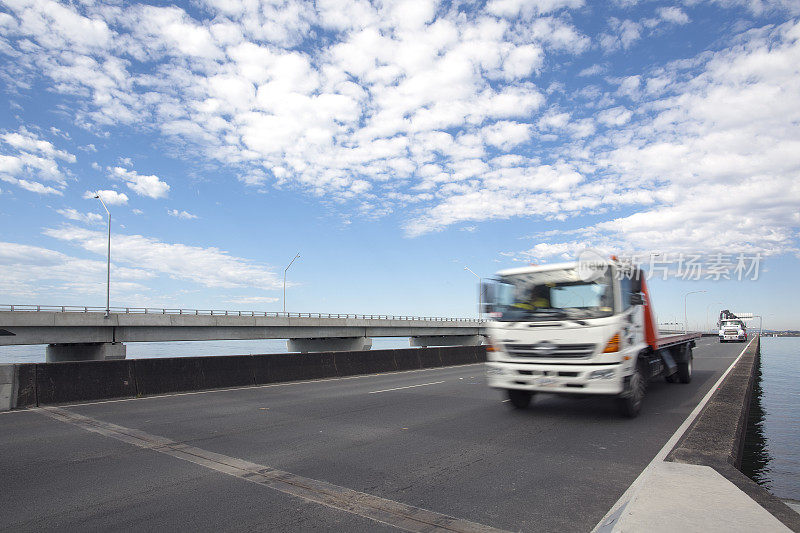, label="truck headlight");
[486,367,506,376]
[589,369,615,379]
